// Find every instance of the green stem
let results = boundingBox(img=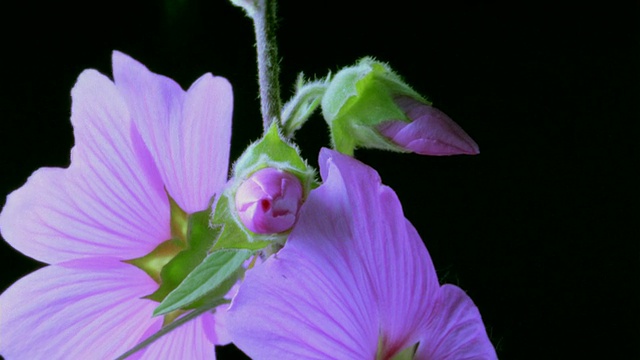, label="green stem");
[280,80,327,138]
[115,300,227,360]
[253,0,282,132]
